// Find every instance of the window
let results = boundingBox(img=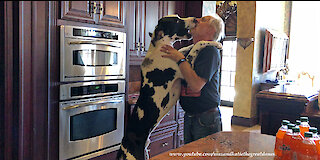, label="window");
[202,1,237,106]
[288,1,320,88]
